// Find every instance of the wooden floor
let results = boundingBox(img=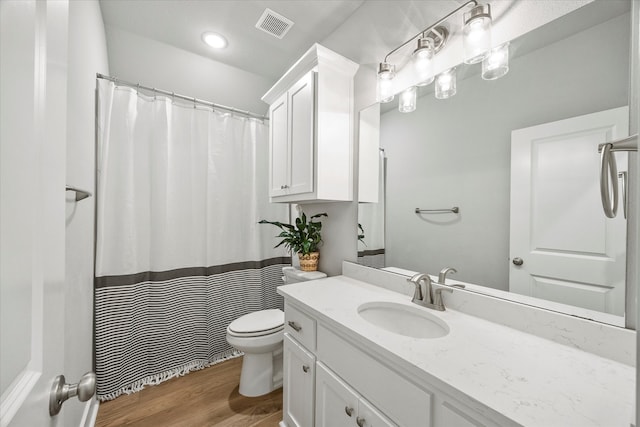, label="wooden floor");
[95,356,283,427]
